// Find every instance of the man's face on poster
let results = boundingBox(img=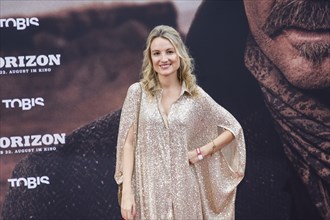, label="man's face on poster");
[243,0,329,89]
